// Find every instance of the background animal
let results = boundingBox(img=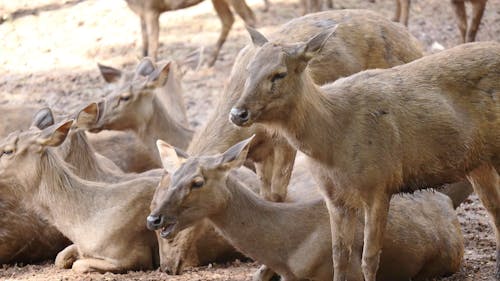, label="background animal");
[125,0,256,65]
